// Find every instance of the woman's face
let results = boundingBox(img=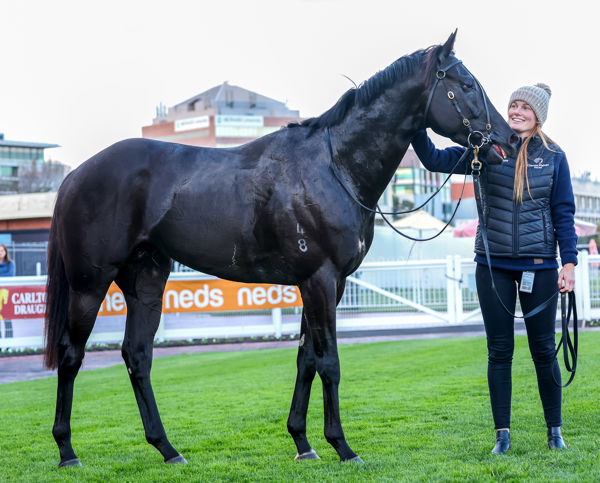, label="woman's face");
[0,246,6,261]
[508,100,537,138]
